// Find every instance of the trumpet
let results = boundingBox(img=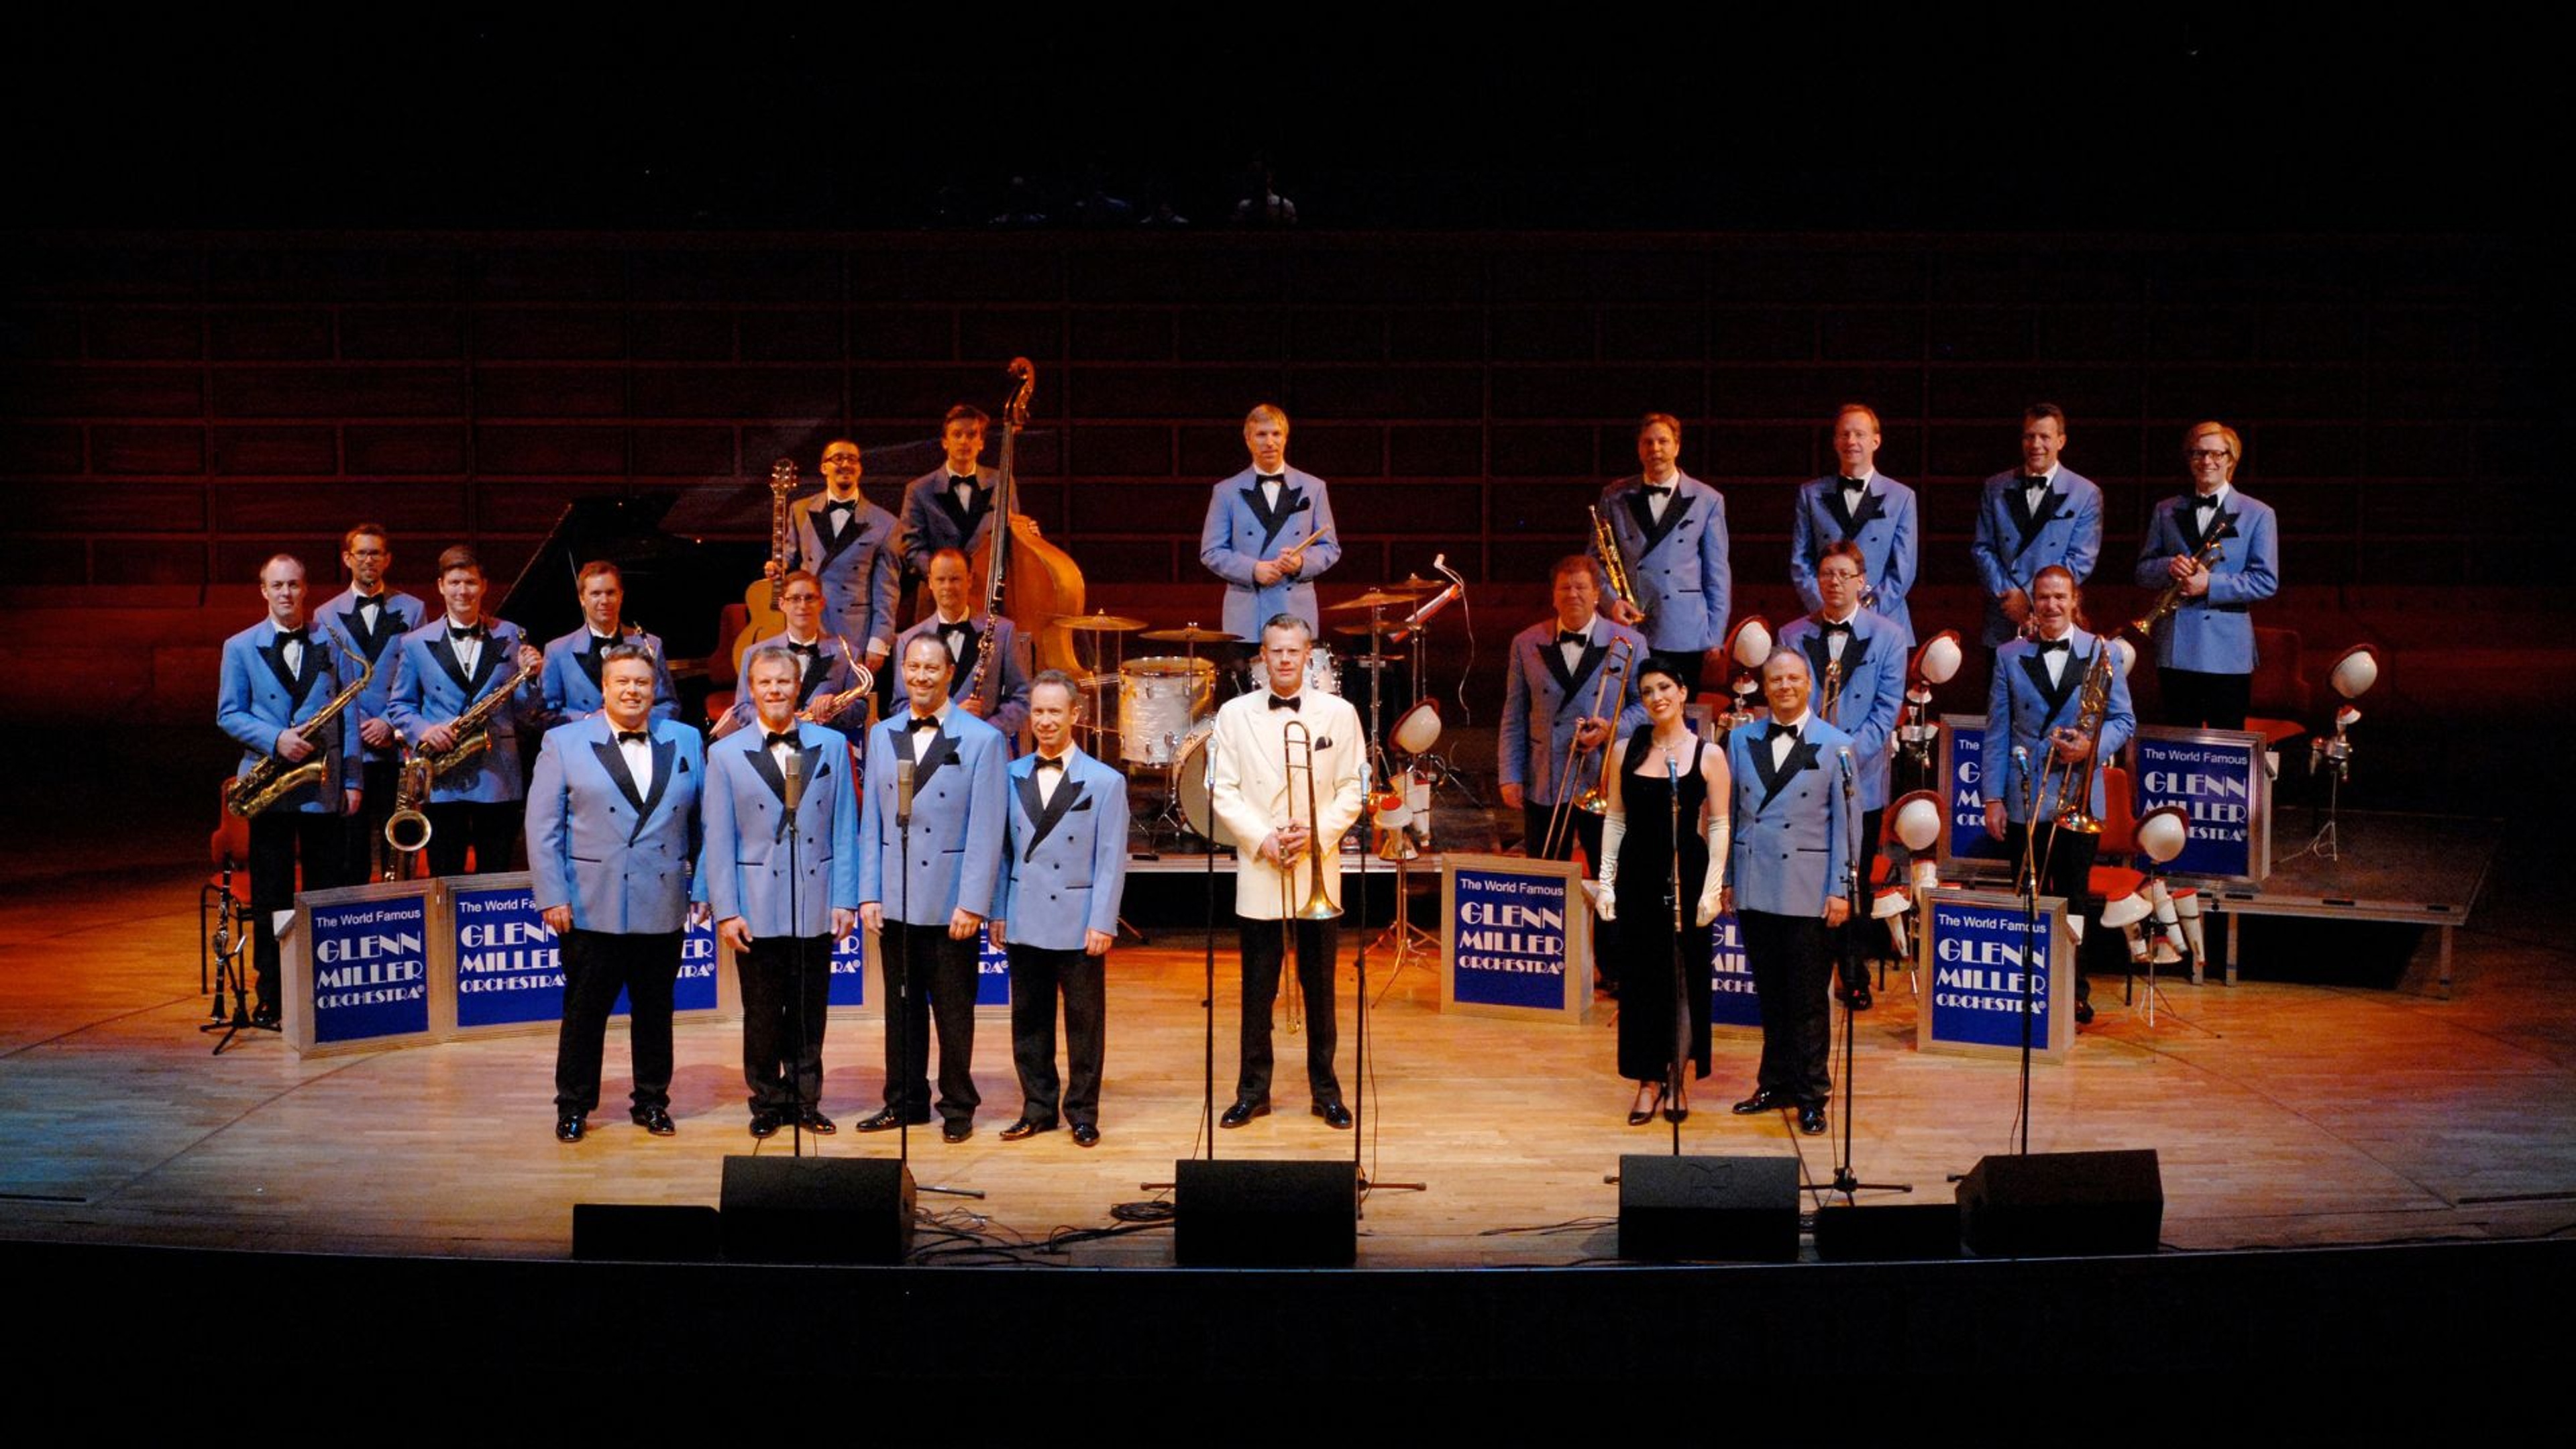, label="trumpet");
[1541,636,1635,860]
[1589,505,1646,624]
[1279,718,1340,922]
[797,634,877,725]
[2133,525,2229,638]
